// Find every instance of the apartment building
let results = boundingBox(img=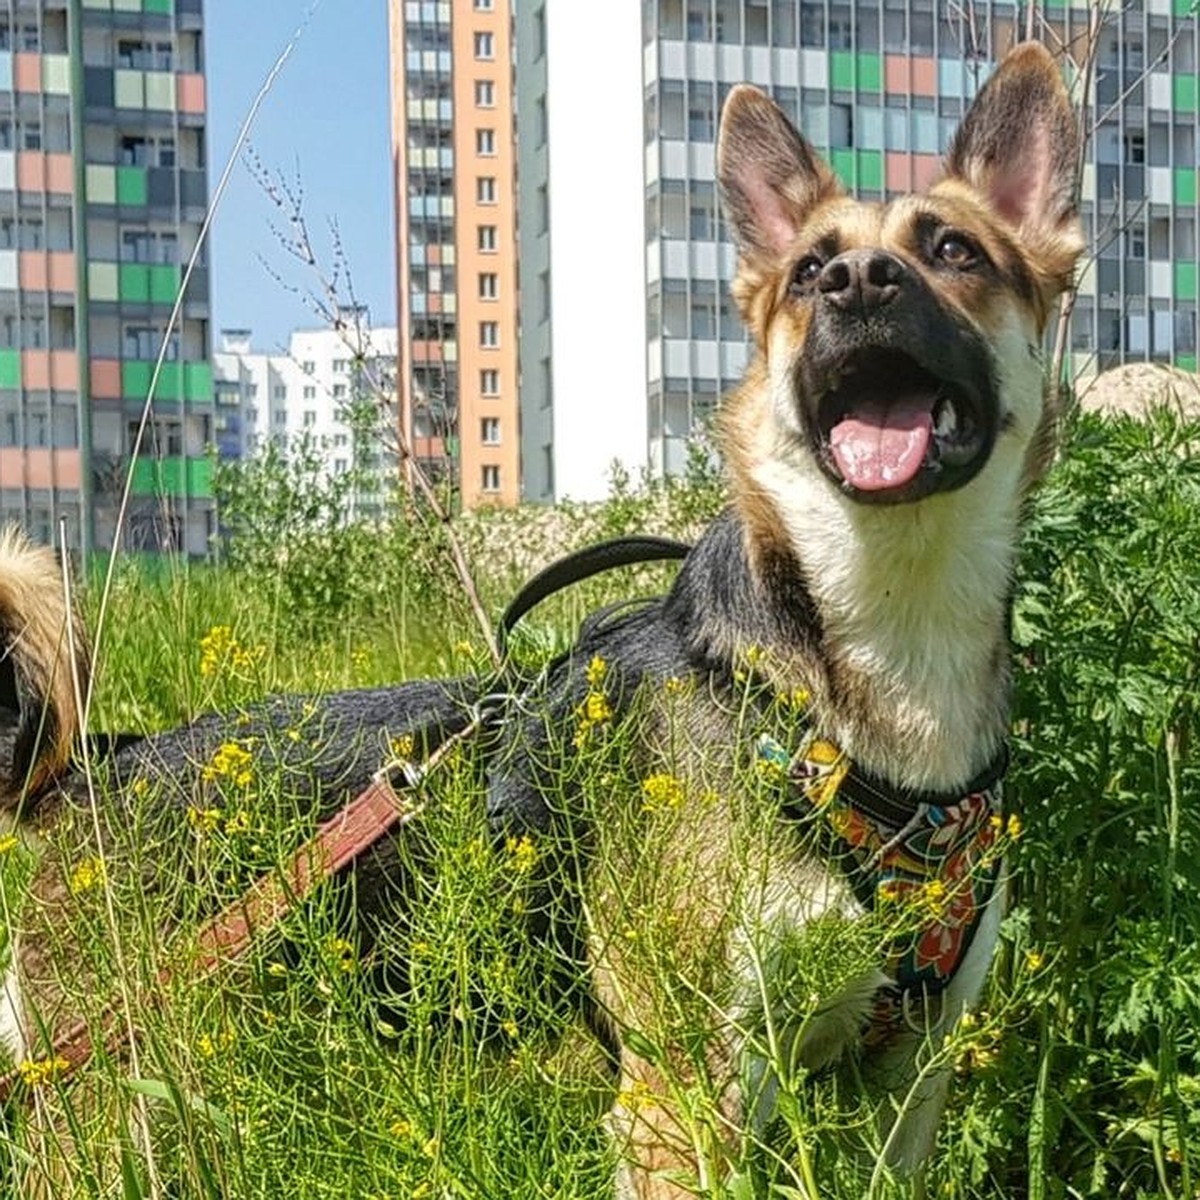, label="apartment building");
[387,0,520,507]
[0,0,211,554]
[213,322,399,520]
[517,0,1200,500]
